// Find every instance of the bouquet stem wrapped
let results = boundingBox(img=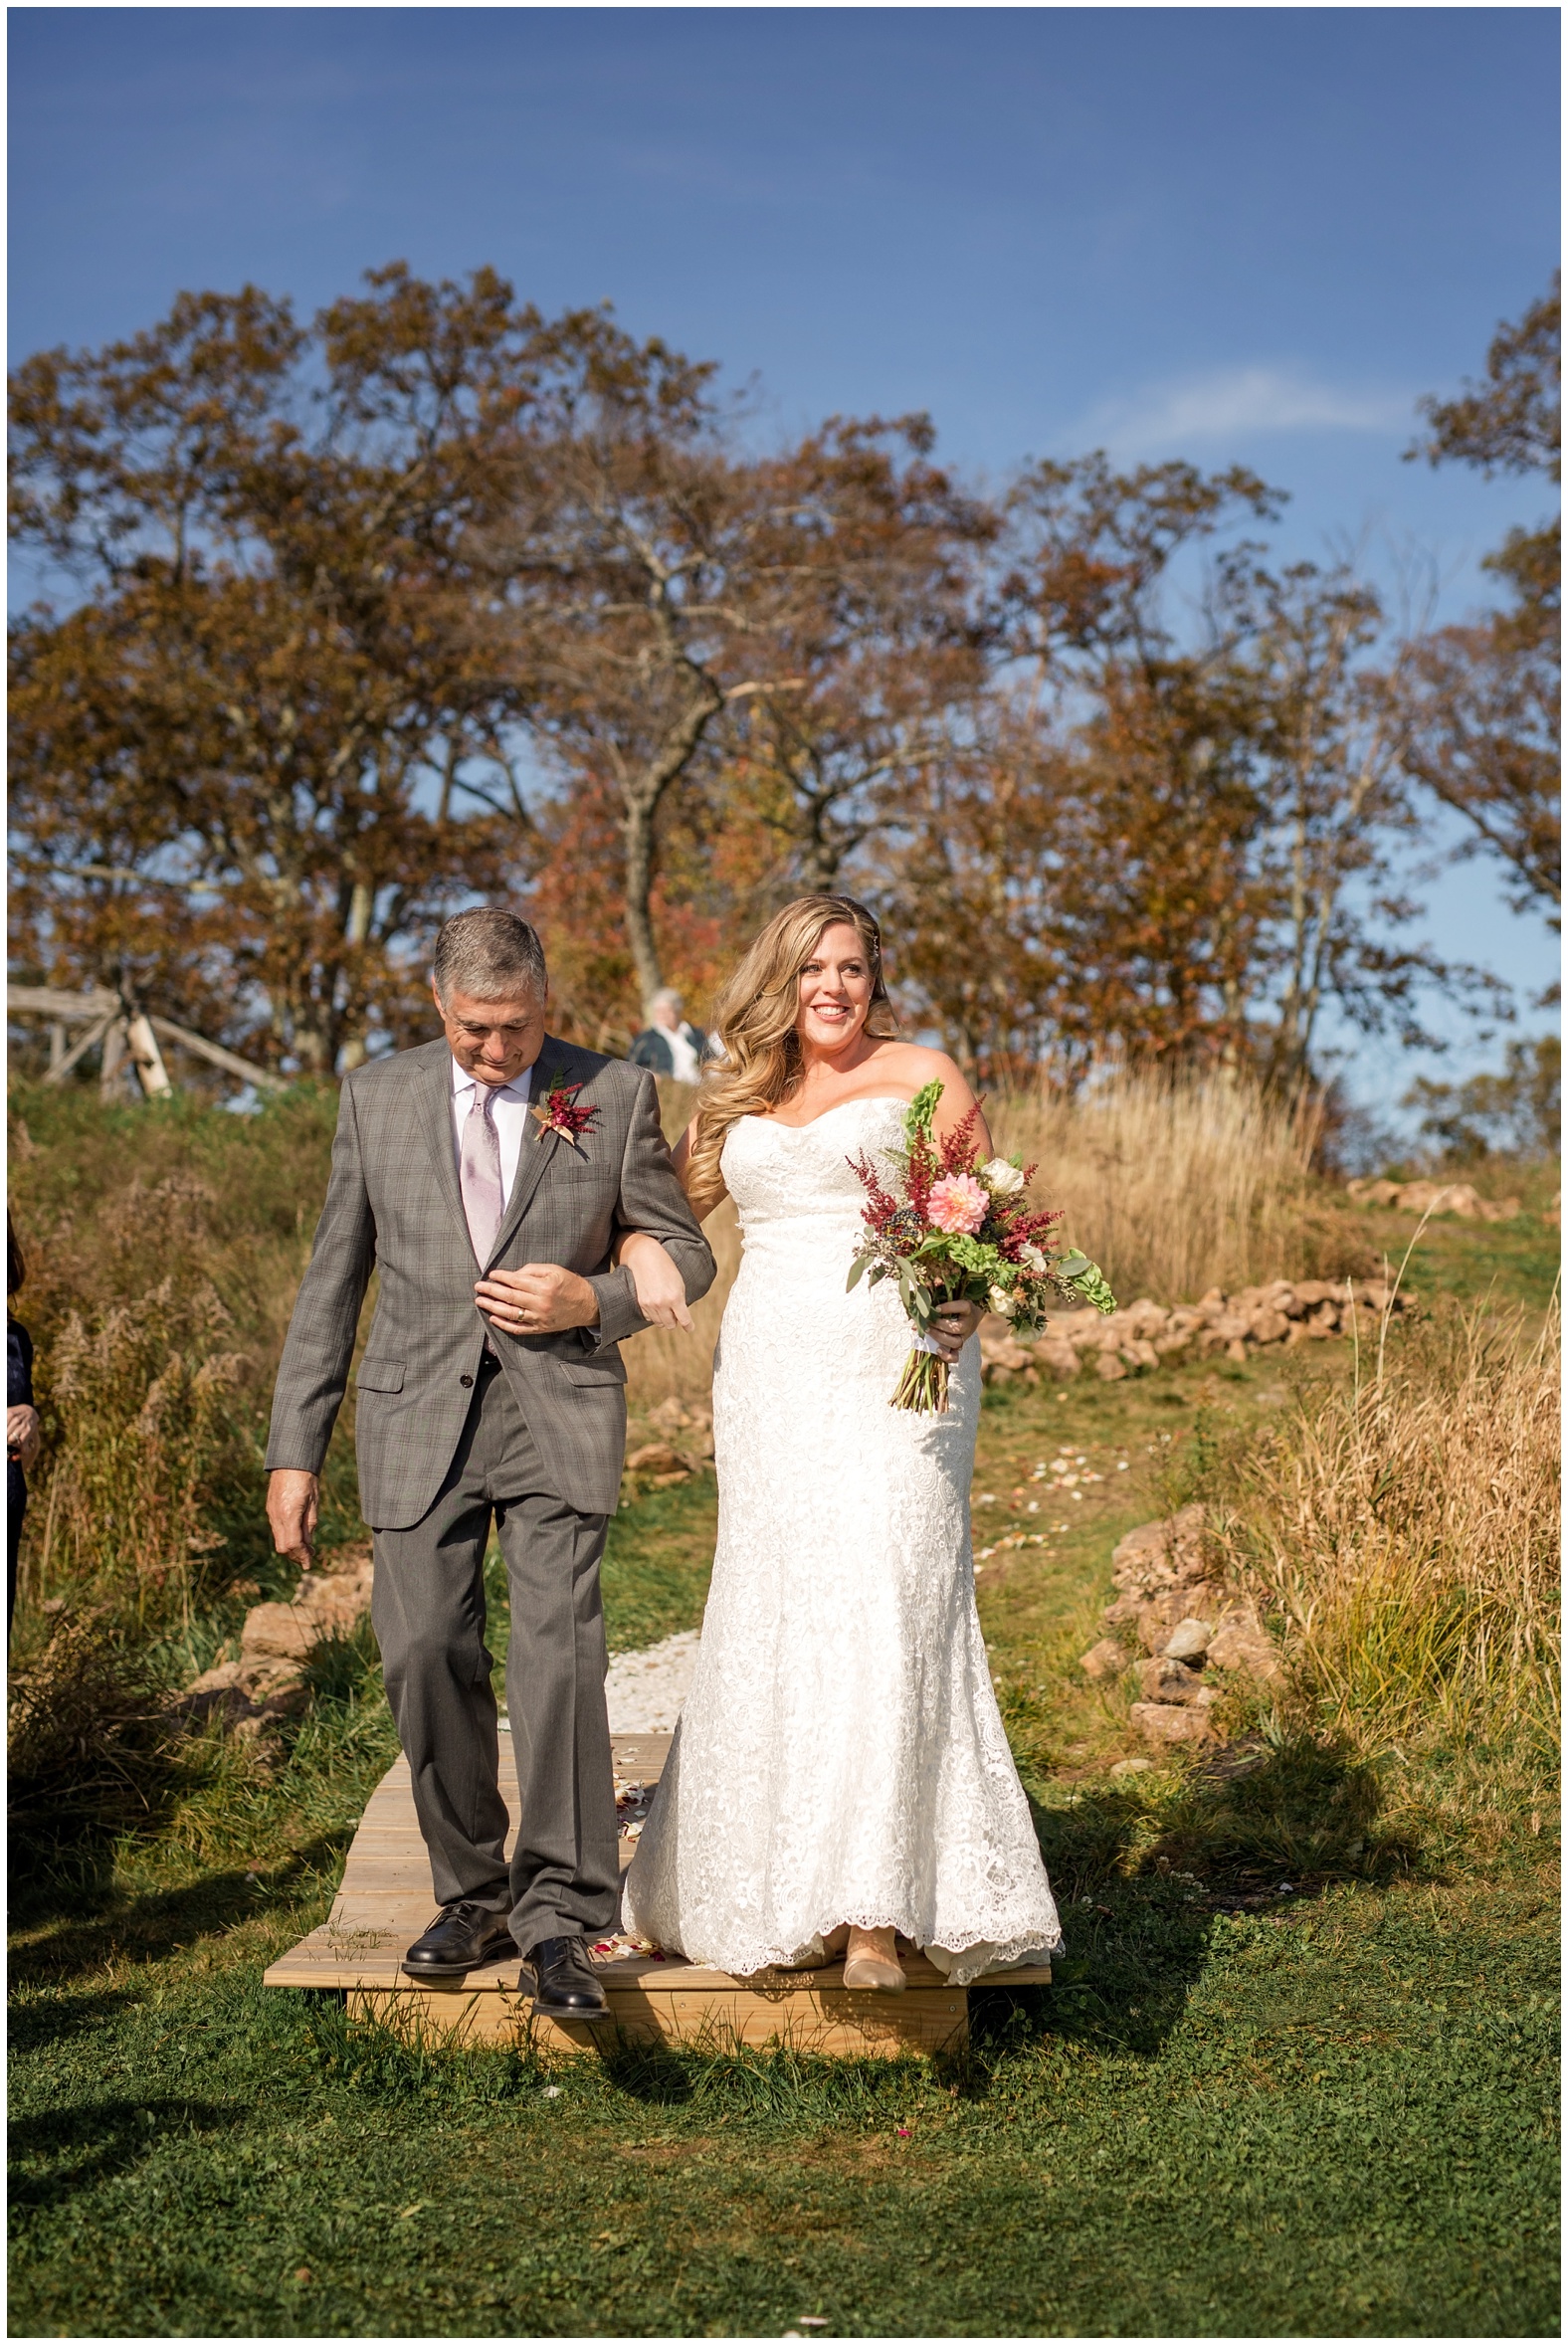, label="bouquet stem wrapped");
[848,1082,1117,1414]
